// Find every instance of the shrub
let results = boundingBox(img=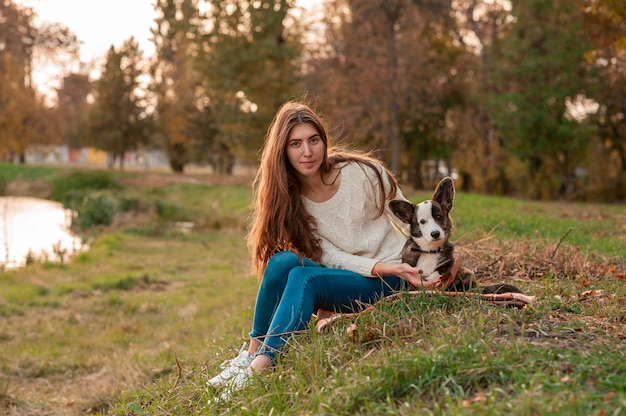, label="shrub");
[71,193,118,230]
[154,199,187,222]
[51,171,121,204]
[117,195,143,212]
[49,171,121,231]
